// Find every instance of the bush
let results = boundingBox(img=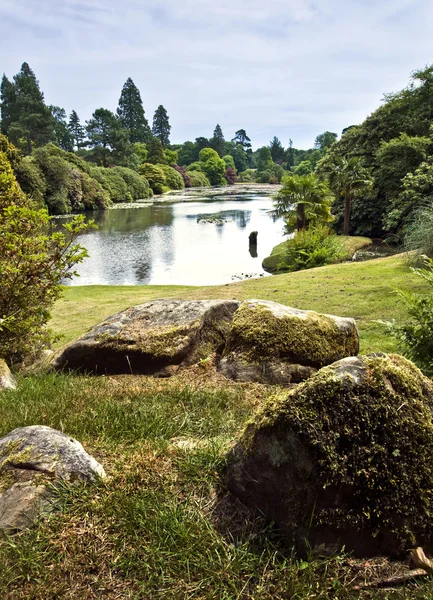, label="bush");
[224,167,237,185]
[111,166,152,200]
[138,163,166,194]
[0,150,91,362]
[33,145,71,214]
[187,170,211,187]
[173,165,191,188]
[186,161,203,172]
[238,169,256,182]
[386,258,433,376]
[89,167,130,202]
[404,202,433,259]
[160,165,185,190]
[14,156,46,205]
[282,225,345,272]
[256,169,272,183]
[222,155,236,171]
